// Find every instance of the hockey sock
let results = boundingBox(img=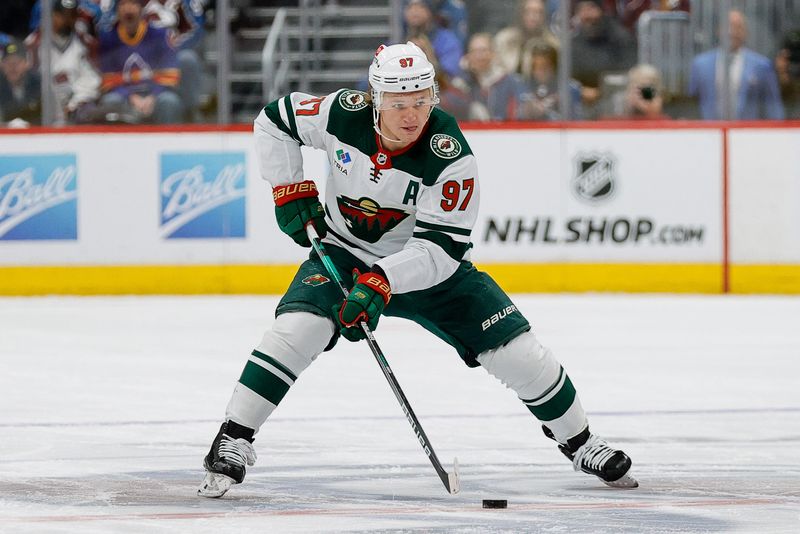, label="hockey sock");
[477,331,588,443]
[225,311,335,432]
